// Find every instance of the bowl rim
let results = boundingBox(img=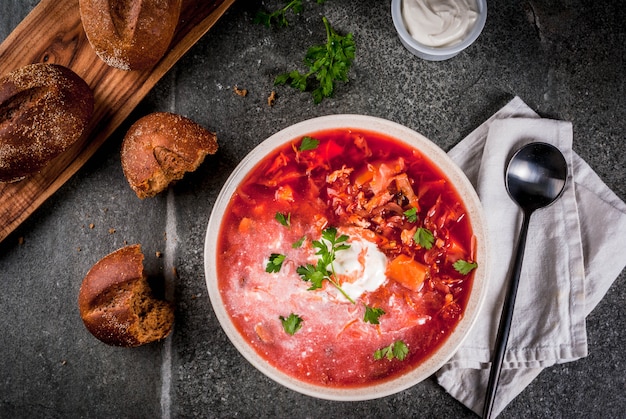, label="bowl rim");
[391,0,488,59]
[204,114,489,401]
